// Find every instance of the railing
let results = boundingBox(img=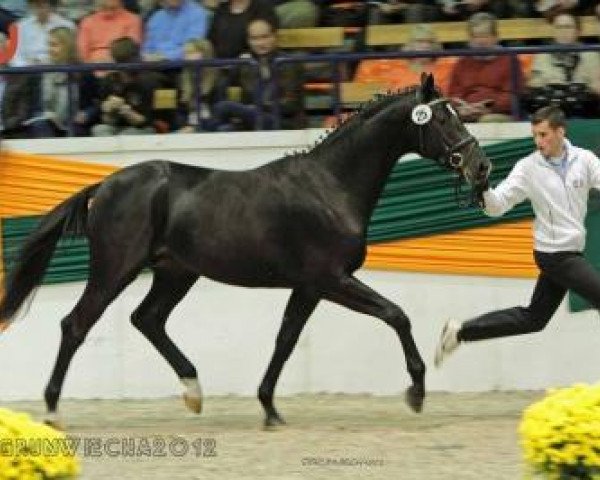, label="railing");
[0,57,261,135]
[1,43,600,135]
